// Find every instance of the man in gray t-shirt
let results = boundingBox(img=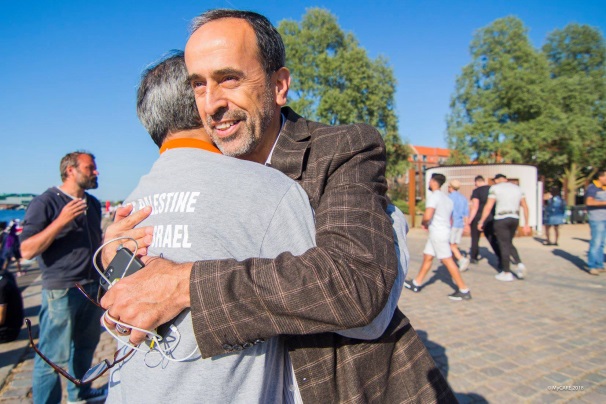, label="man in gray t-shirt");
[478,174,530,282]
